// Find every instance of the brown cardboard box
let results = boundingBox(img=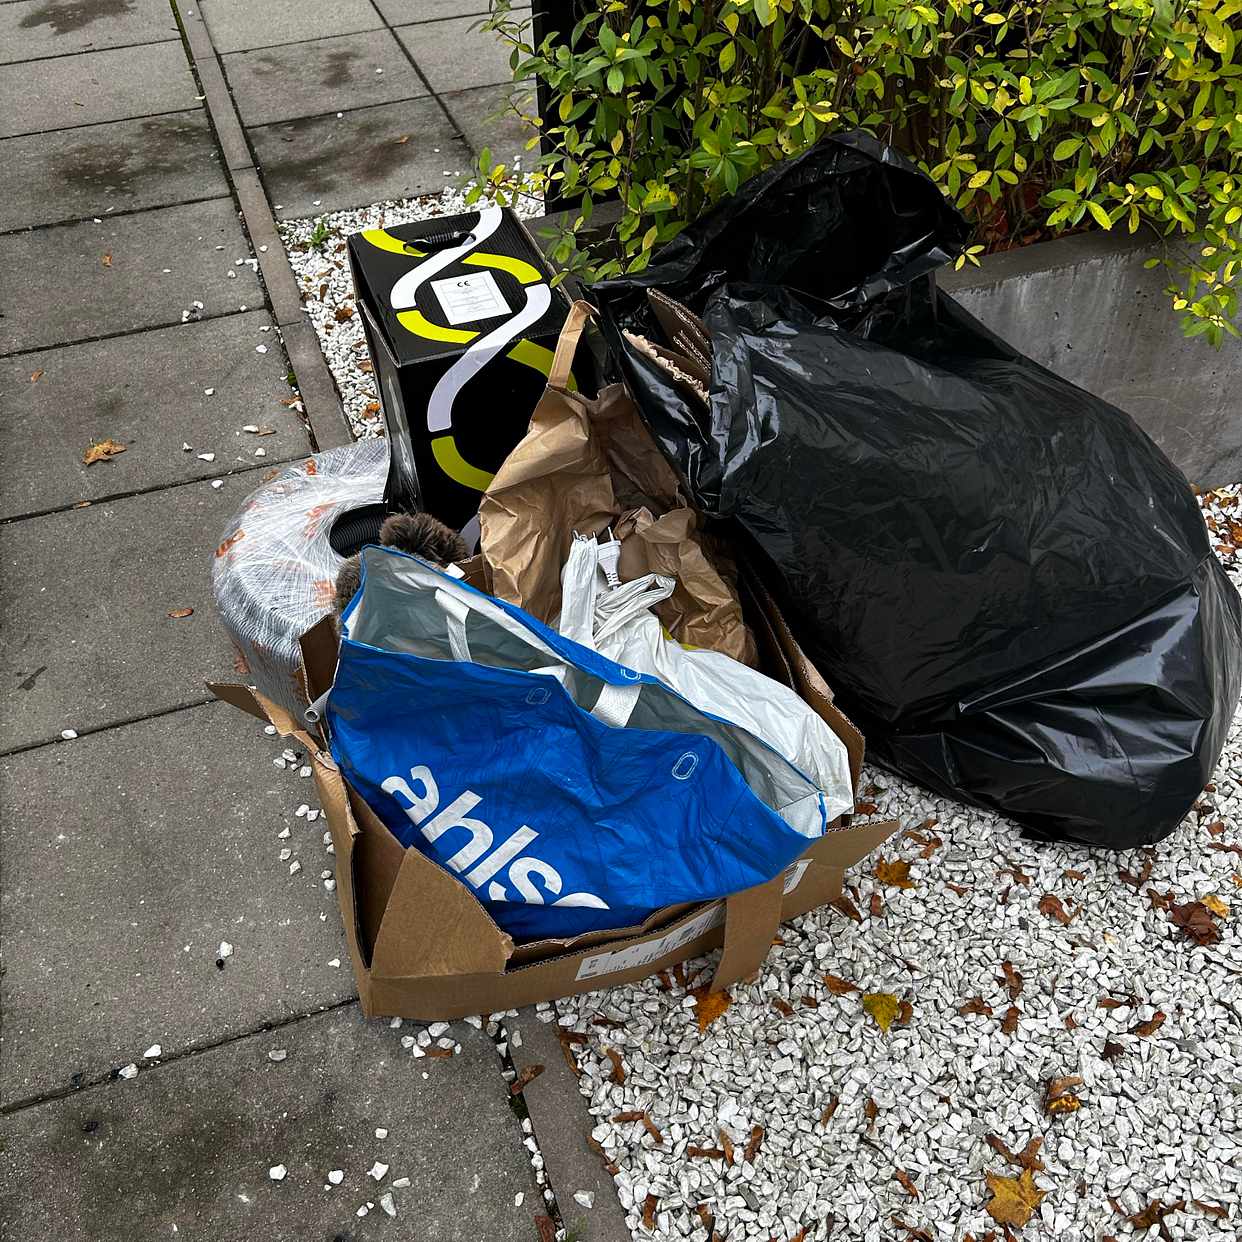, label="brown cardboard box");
[210,577,895,1020]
